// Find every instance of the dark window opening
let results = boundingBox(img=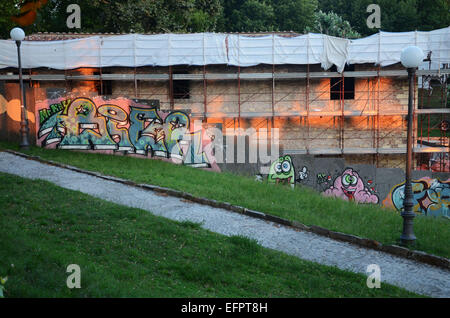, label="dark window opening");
[172,69,190,99]
[94,72,113,96]
[330,65,355,100]
[100,80,113,96]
